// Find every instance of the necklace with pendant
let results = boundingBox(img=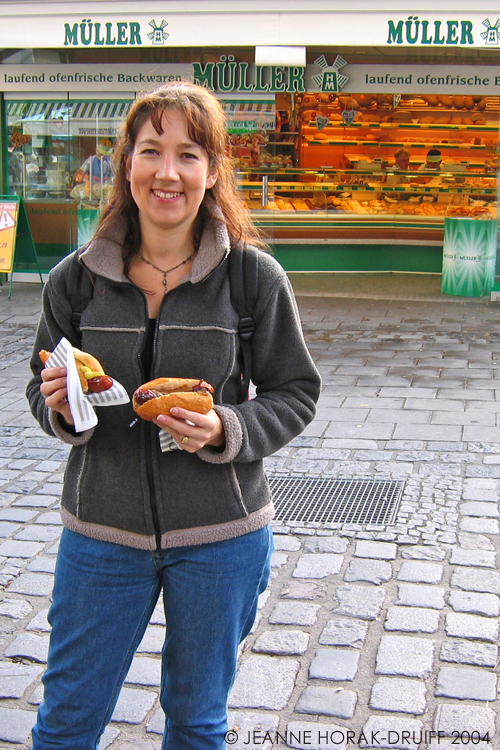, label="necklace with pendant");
[138,250,196,292]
